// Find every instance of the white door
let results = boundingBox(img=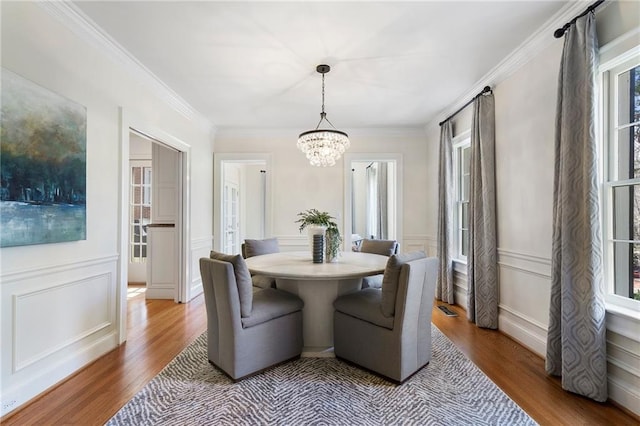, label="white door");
[223,181,240,254]
[128,160,152,283]
[146,143,180,300]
